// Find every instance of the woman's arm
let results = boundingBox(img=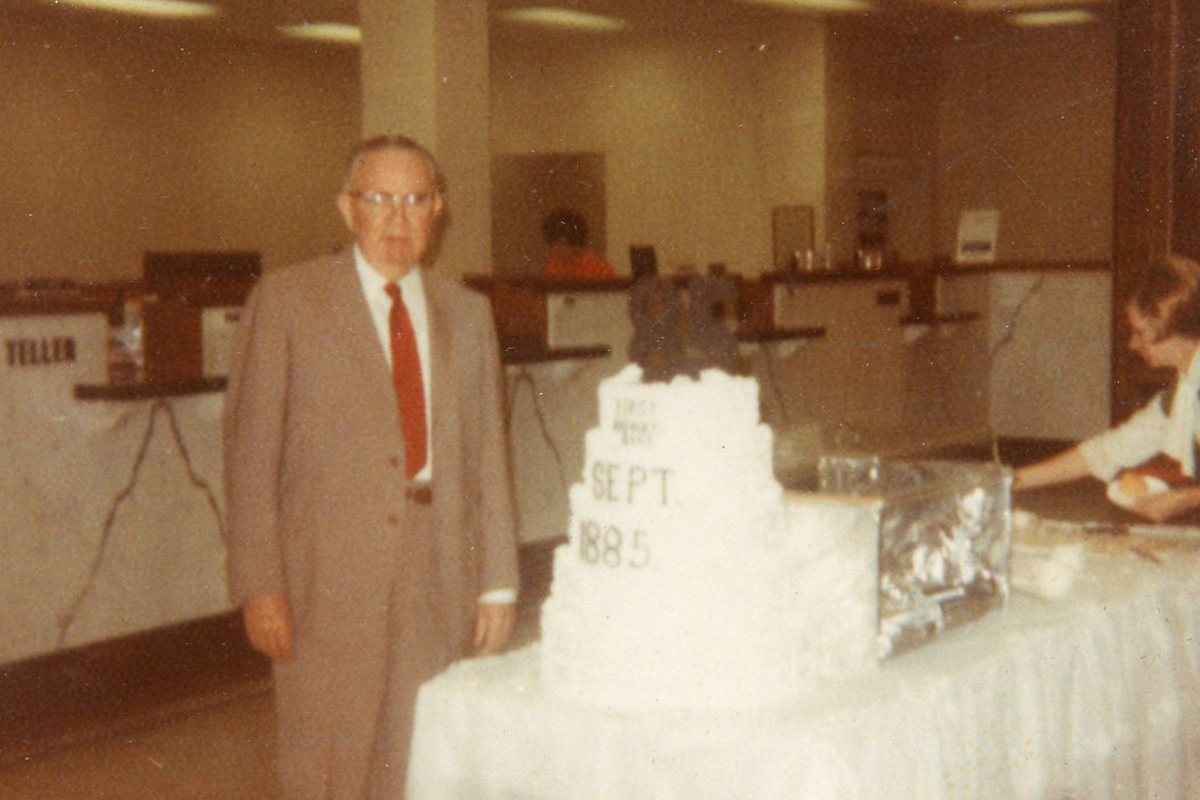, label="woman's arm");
[1013,446,1094,491]
[1076,394,1170,482]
